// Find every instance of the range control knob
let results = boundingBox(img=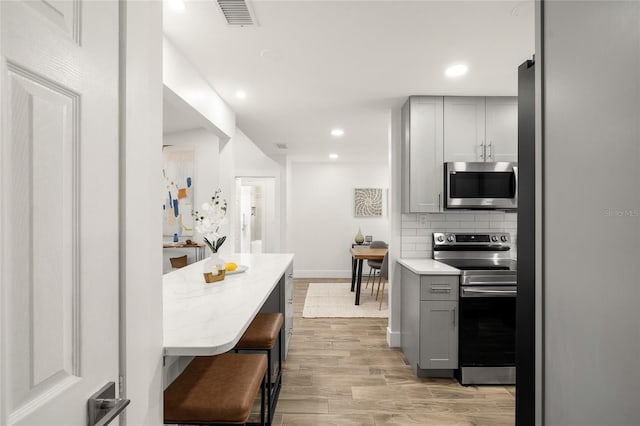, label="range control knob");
[447,235,455,242]
[501,235,508,242]
[436,235,444,242]
[491,236,498,242]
